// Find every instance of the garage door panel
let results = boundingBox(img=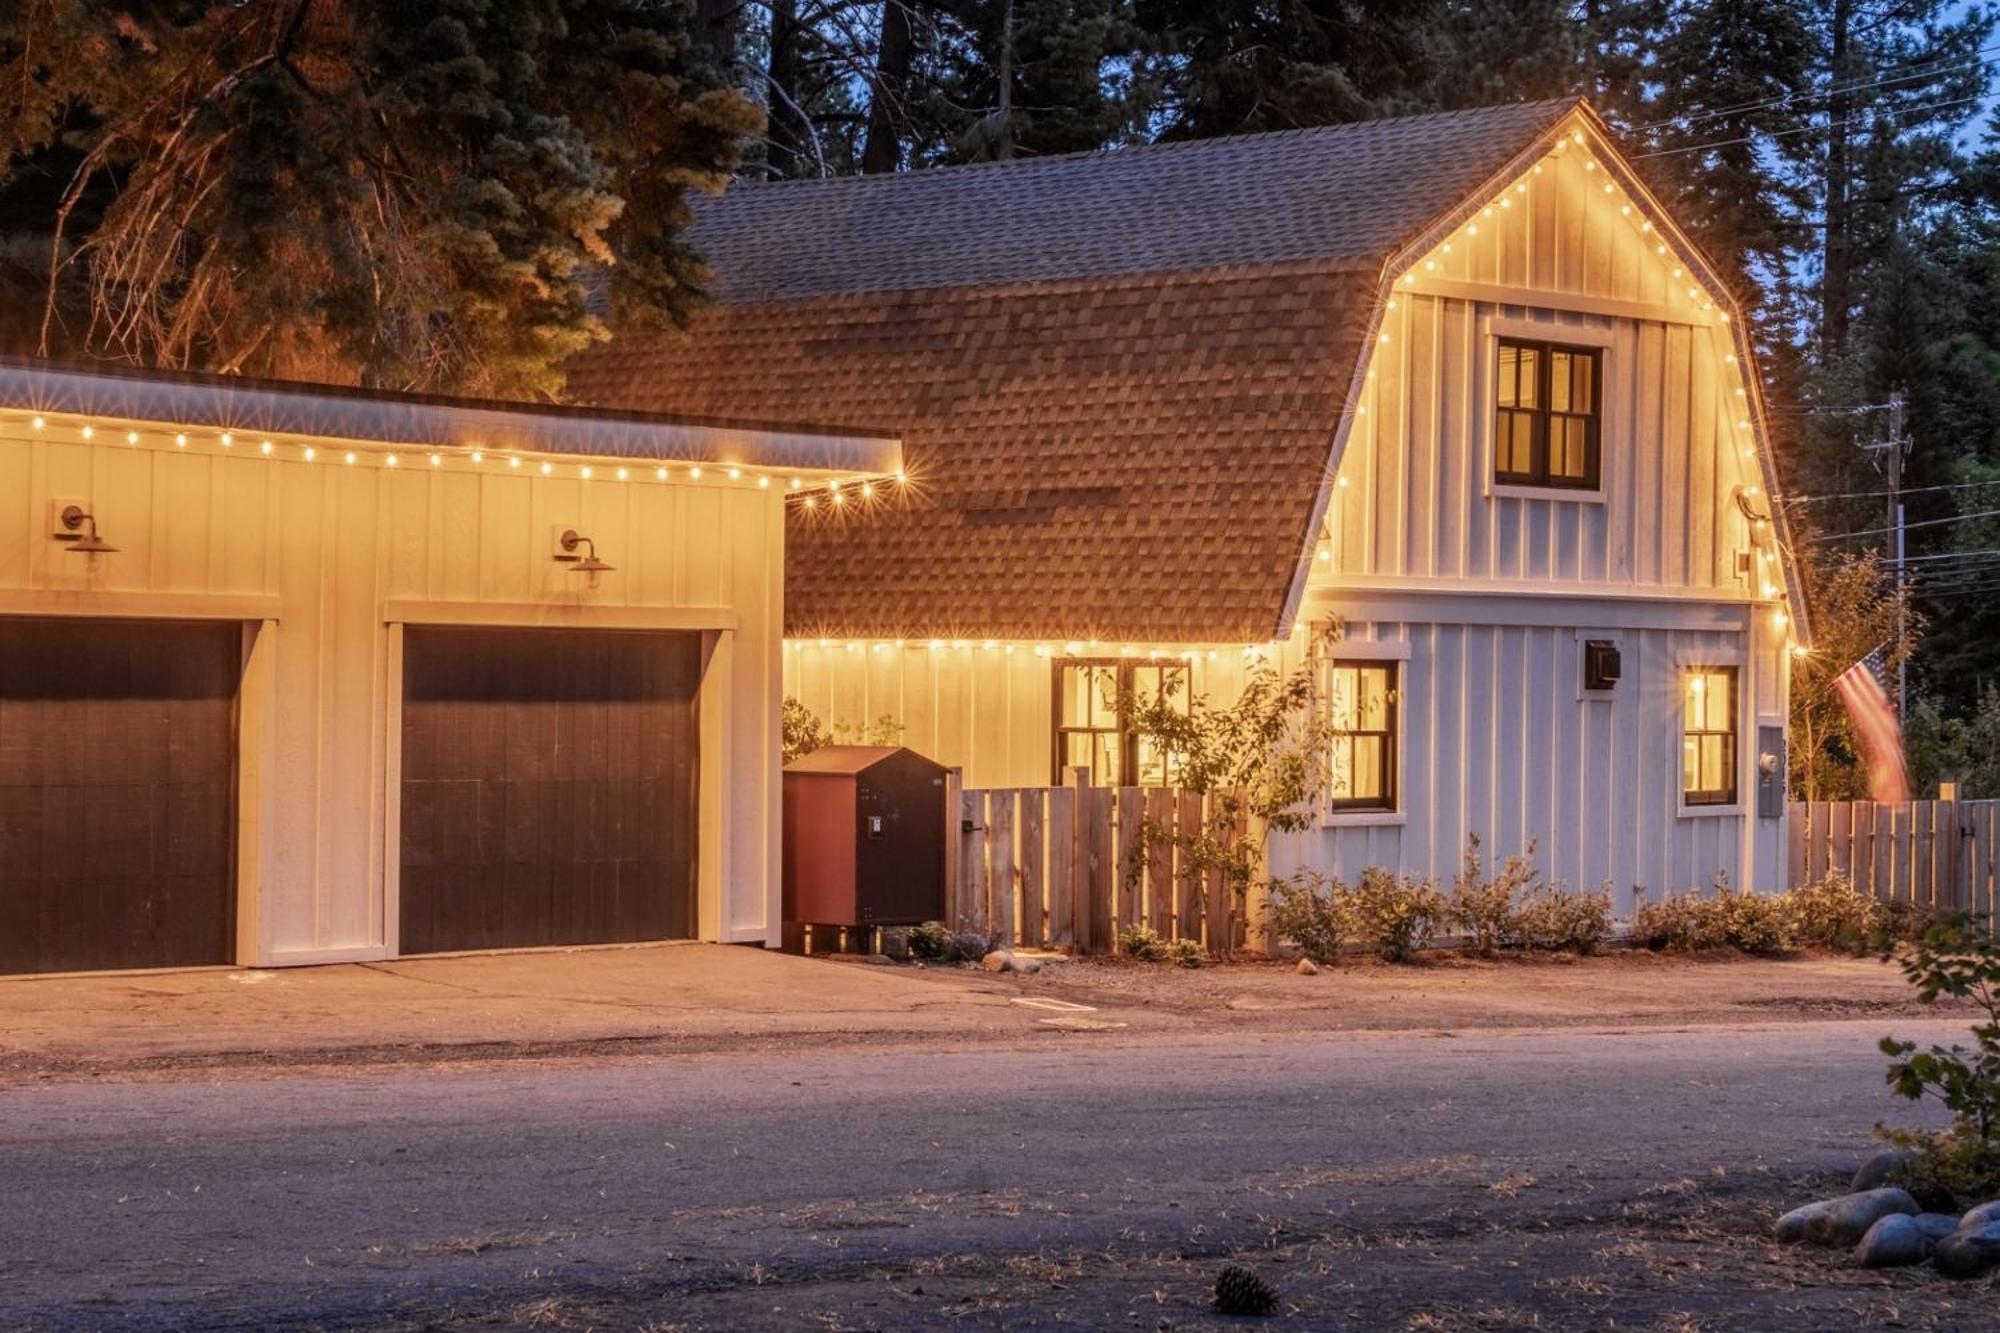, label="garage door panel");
[399,627,698,955]
[0,618,237,976]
